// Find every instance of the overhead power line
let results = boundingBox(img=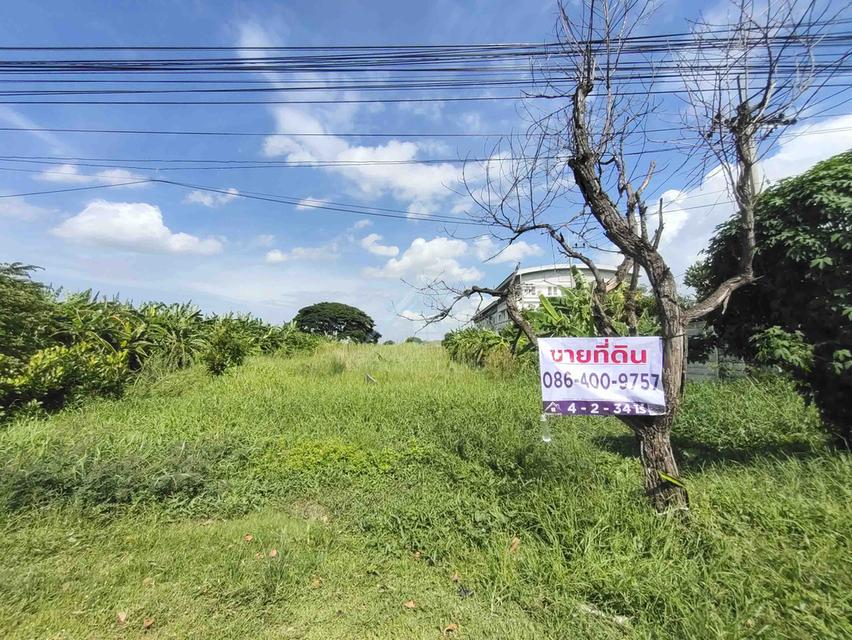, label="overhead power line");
[1,122,851,141]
